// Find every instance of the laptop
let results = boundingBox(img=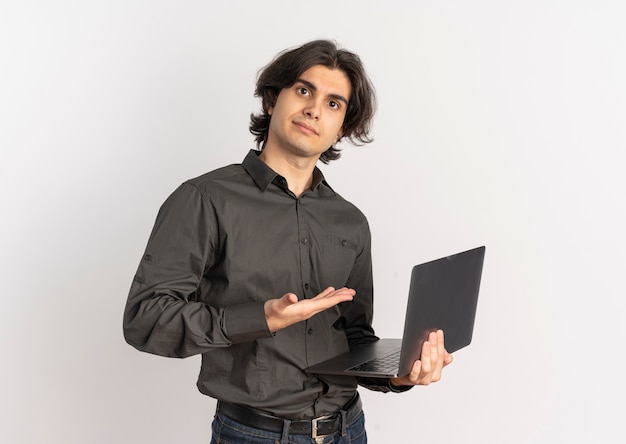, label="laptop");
[305,246,485,378]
